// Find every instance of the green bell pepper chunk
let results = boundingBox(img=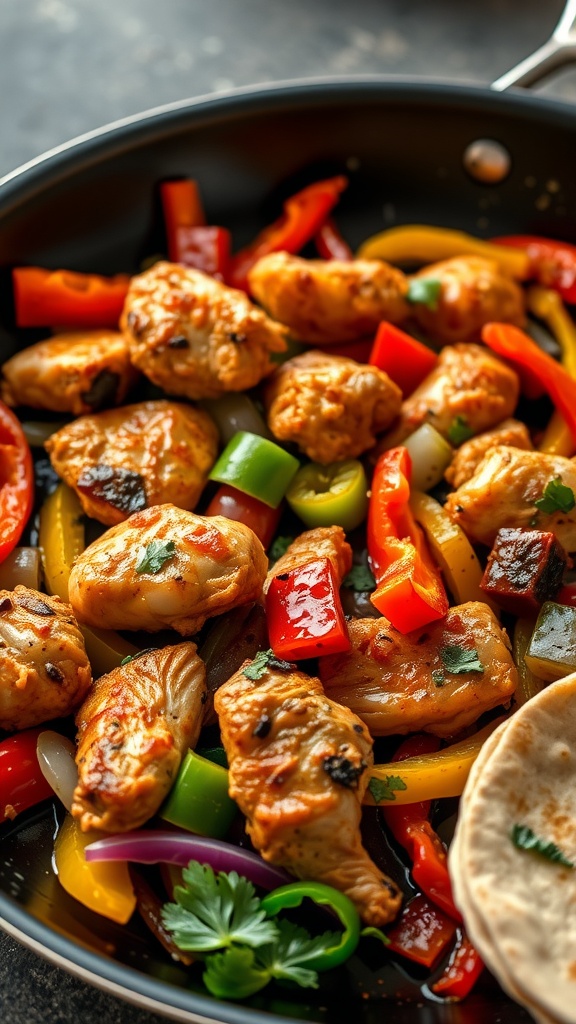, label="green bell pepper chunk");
[260,881,360,970]
[209,432,299,508]
[525,601,576,682]
[159,750,237,839]
[286,459,368,531]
